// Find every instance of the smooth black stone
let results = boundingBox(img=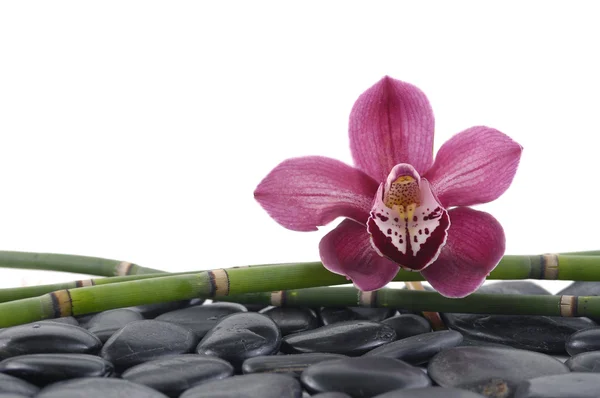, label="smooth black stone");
[196,312,281,369]
[0,373,39,396]
[0,323,102,360]
[514,372,600,398]
[364,330,463,365]
[0,354,113,386]
[100,320,198,372]
[156,302,247,338]
[122,354,234,398]
[242,353,347,376]
[566,327,600,355]
[36,377,168,398]
[557,281,600,296]
[564,350,600,371]
[129,300,191,319]
[281,321,396,356]
[301,357,431,397]
[442,312,595,354]
[320,307,395,325]
[0,394,32,398]
[39,317,80,326]
[373,387,486,398]
[179,373,302,398]
[459,337,513,349]
[311,393,352,398]
[260,307,319,336]
[85,309,144,343]
[428,347,569,396]
[381,314,431,340]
